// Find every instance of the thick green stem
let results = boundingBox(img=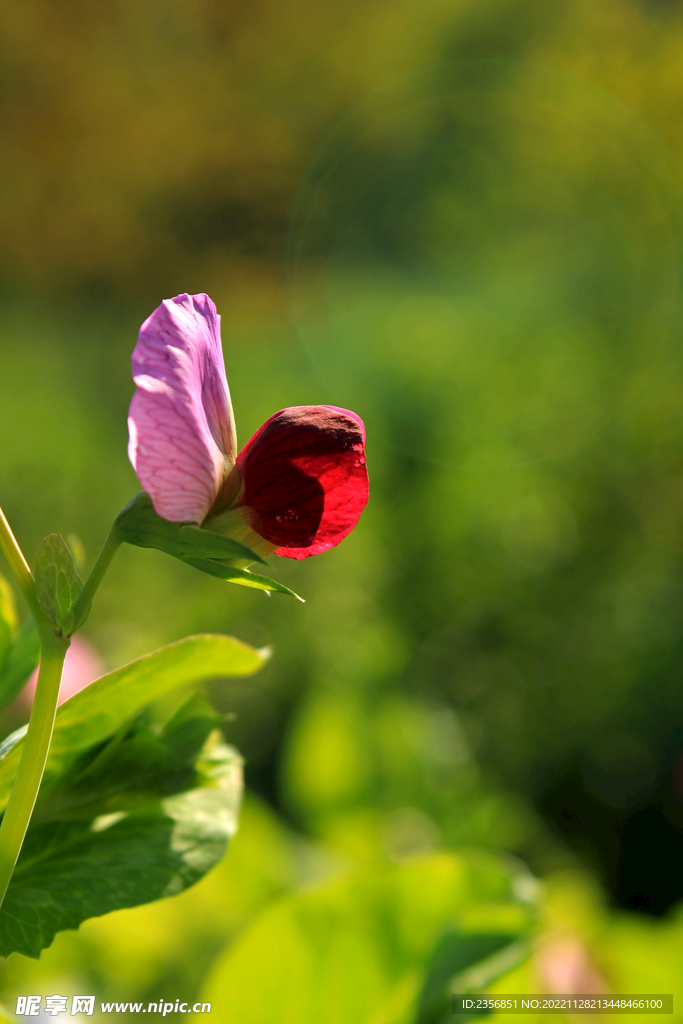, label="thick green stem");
[0,509,124,908]
[0,506,123,909]
[0,630,68,907]
[70,523,122,632]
